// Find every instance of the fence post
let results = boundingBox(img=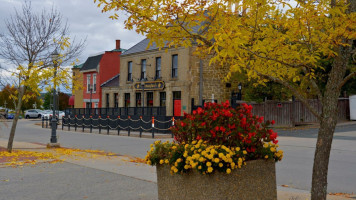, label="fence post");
[75,115,77,131]
[139,116,142,138]
[99,116,102,134]
[46,118,48,128]
[68,116,70,131]
[171,117,175,138]
[117,116,120,135]
[107,116,110,135]
[152,116,155,138]
[90,116,93,133]
[128,116,131,136]
[42,118,44,128]
[82,116,85,132]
